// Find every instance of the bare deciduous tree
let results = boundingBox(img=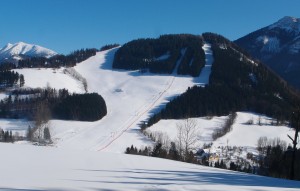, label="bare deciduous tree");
[289,110,300,180]
[257,136,268,154]
[176,118,199,159]
[63,68,88,93]
[34,100,51,143]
